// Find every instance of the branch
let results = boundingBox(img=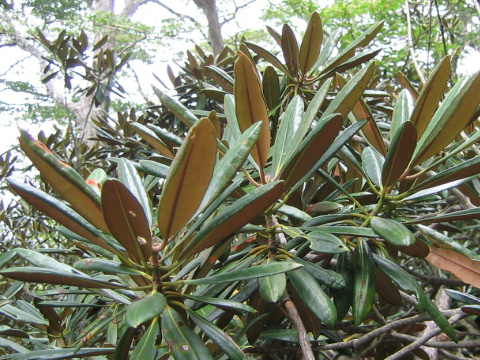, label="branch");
[281,292,315,360]
[221,0,258,26]
[405,0,426,84]
[391,333,480,349]
[120,0,150,17]
[385,310,468,360]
